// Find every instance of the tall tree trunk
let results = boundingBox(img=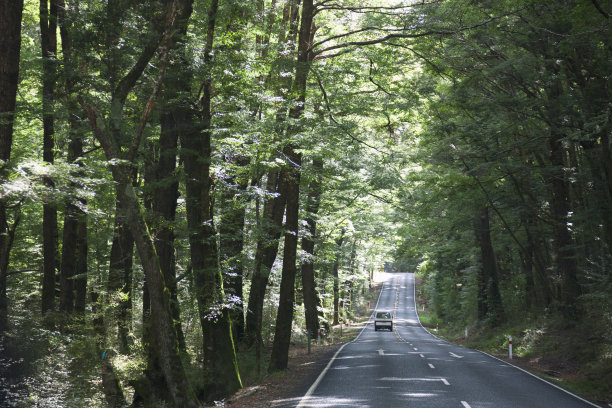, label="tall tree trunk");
[243,0,301,349]
[269,147,301,371]
[180,0,242,398]
[332,232,344,326]
[40,0,59,314]
[244,168,286,347]
[139,7,195,387]
[153,103,184,350]
[108,200,134,354]
[0,0,24,331]
[73,215,88,312]
[101,161,198,407]
[474,206,504,326]
[58,0,88,313]
[548,131,581,317]
[269,0,315,368]
[59,142,88,314]
[347,239,357,313]
[301,157,323,340]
